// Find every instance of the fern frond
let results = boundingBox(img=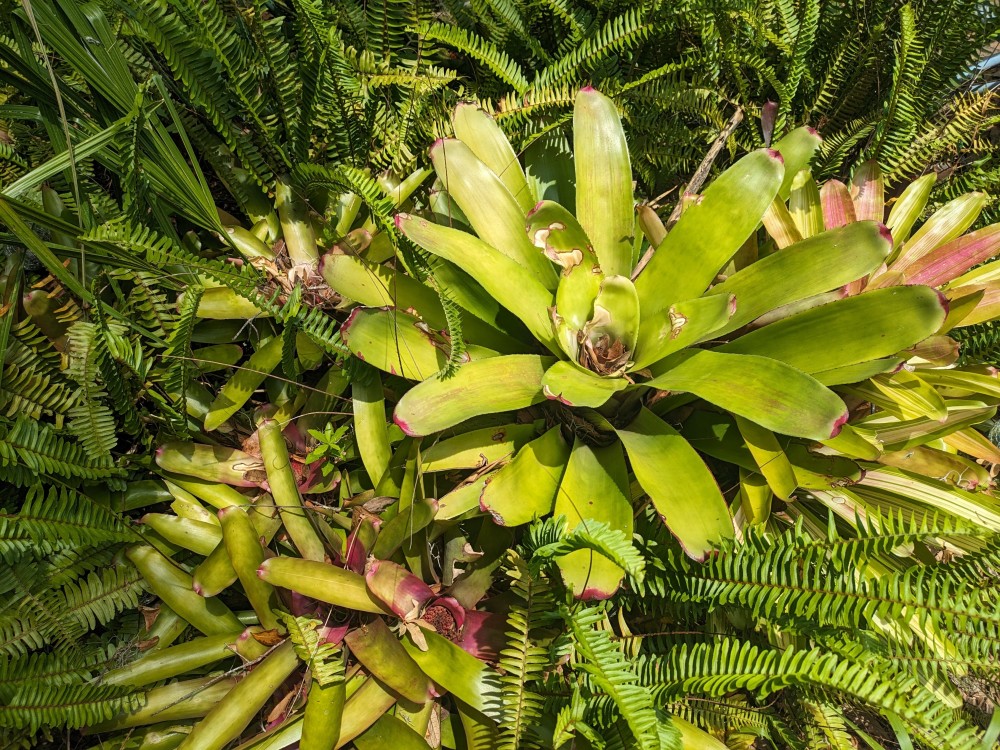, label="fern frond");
[531,519,645,585]
[278,612,343,687]
[498,553,552,750]
[566,605,667,750]
[0,484,132,550]
[0,417,122,486]
[642,638,987,748]
[0,682,143,732]
[417,22,529,93]
[65,322,117,459]
[533,9,652,88]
